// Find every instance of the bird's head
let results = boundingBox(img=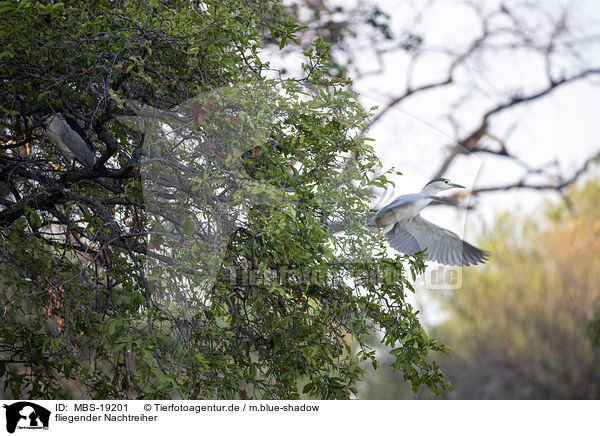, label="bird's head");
[421,177,465,194]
